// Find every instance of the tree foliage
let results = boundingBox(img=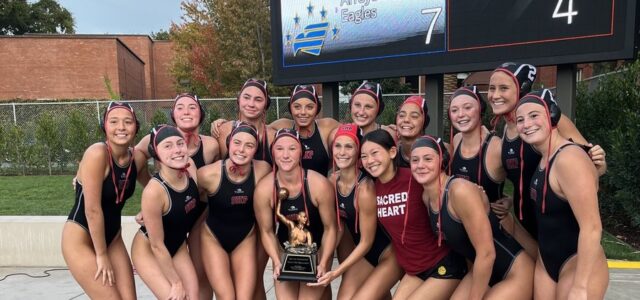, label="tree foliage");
[150,29,170,40]
[0,0,74,35]
[576,60,640,229]
[170,0,287,97]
